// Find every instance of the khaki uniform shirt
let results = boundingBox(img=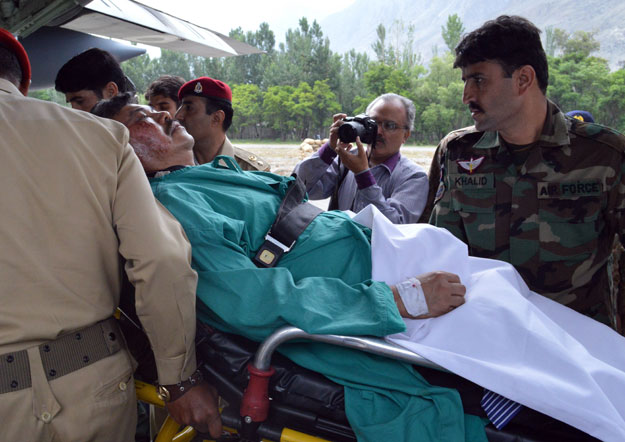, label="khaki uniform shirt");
[219,136,270,172]
[426,100,625,333]
[0,79,198,384]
